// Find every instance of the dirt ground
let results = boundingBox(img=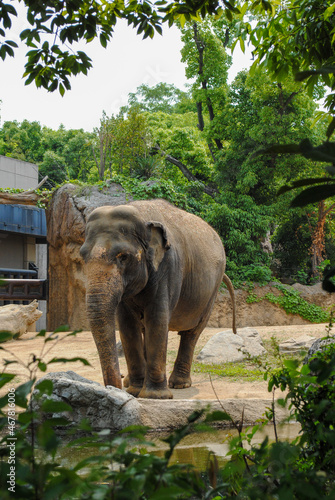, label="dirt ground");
[0,323,330,401]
